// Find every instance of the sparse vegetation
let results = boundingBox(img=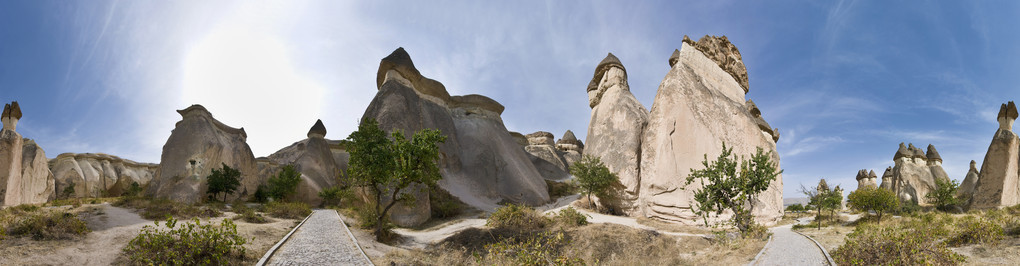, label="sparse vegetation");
[343,118,446,241]
[206,163,242,202]
[231,204,268,224]
[61,183,76,199]
[552,207,589,227]
[114,197,221,220]
[785,203,805,213]
[684,143,781,236]
[123,217,248,265]
[947,216,1004,247]
[266,165,302,202]
[546,179,577,199]
[801,180,843,229]
[569,155,618,210]
[260,202,311,219]
[486,204,549,231]
[847,186,900,224]
[318,185,352,208]
[429,185,466,219]
[832,221,966,265]
[125,182,143,197]
[4,209,90,240]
